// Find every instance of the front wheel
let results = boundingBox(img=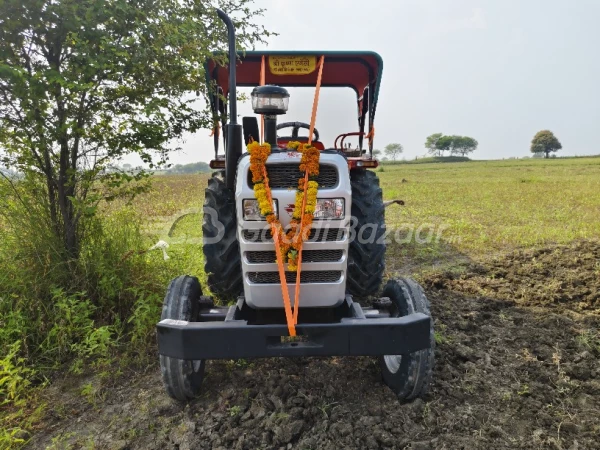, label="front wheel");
[379,278,435,402]
[159,275,205,401]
